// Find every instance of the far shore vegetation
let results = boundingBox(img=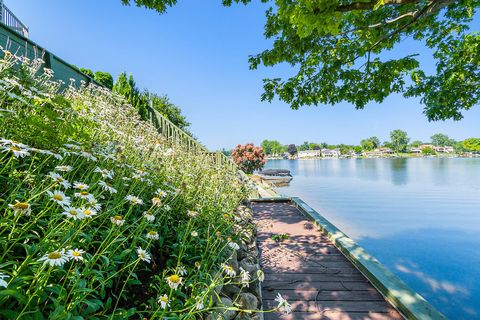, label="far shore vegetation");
[257,131,480,159]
